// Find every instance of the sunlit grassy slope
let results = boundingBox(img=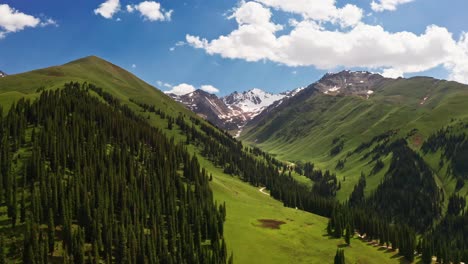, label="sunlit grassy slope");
[0,56,192,116]
[0,56,412,264]
[242,77,468,202]
[204,158,409,264]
